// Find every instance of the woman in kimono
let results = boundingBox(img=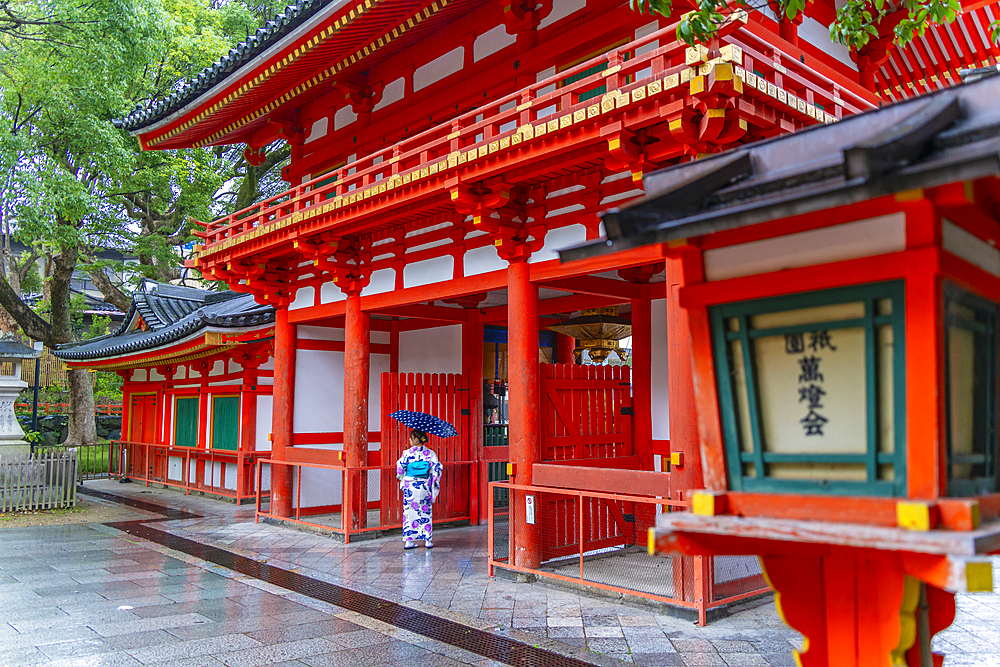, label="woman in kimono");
[396,430,443,549]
